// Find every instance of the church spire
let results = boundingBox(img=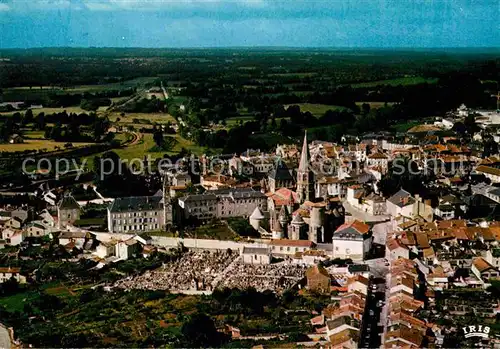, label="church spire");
[297,130,314,204]
[299,130,309,172]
